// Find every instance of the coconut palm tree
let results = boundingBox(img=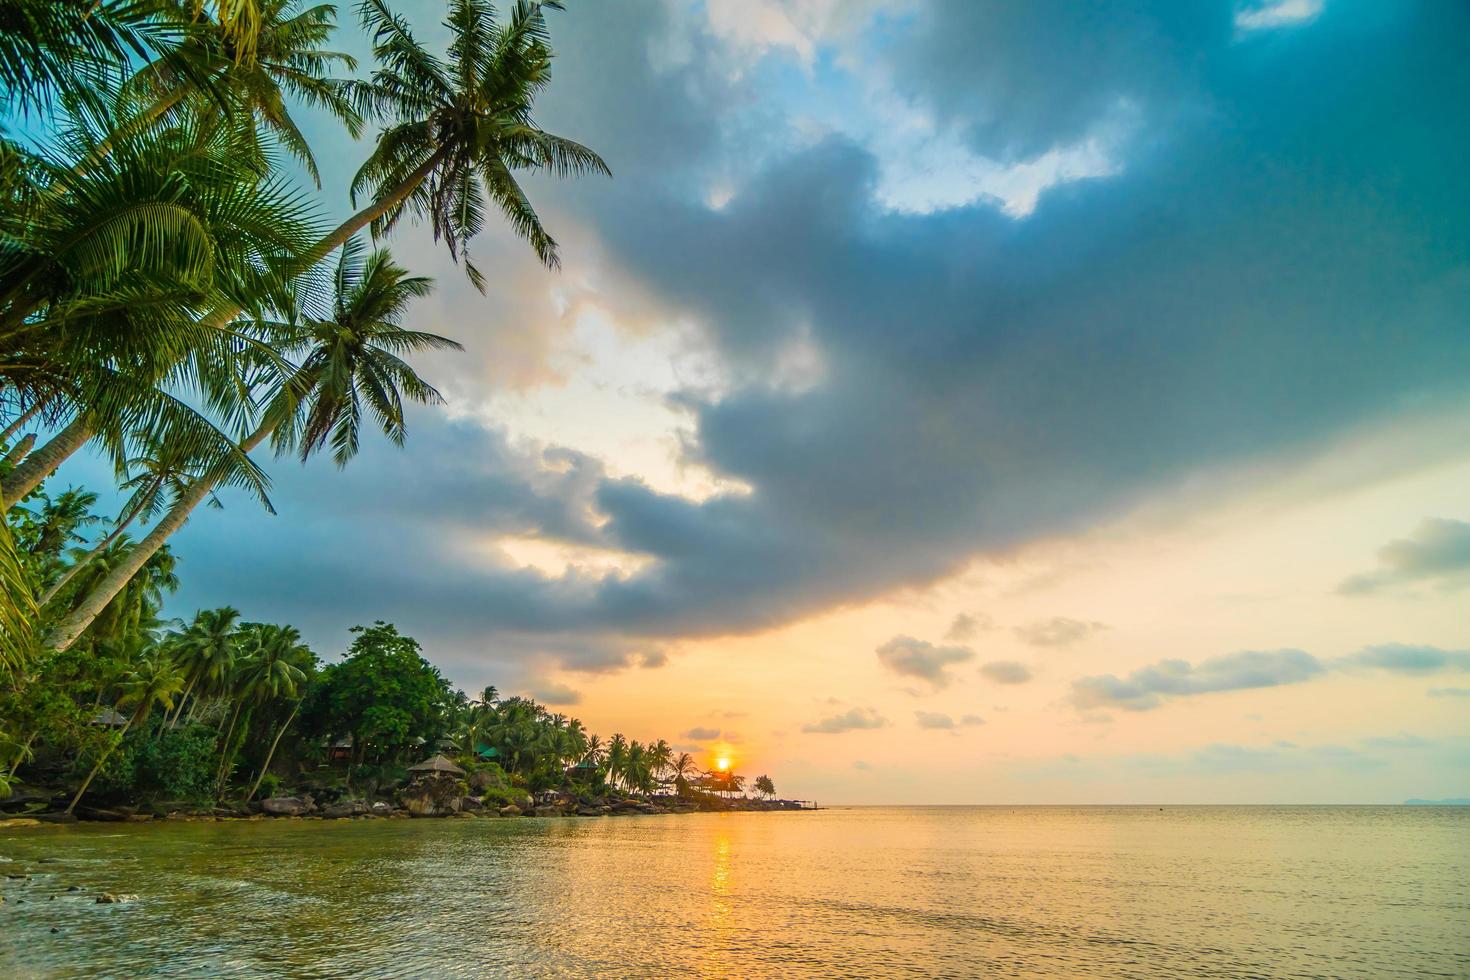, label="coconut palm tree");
[754,774,774,799]
[119,0,362,184]
[48,241,456,649]
[40,436,223,608]
[604,733,627,790]
[167,606,241,725]
[320,0,609,278]
[670,752,695,797]
[66,651,185,813]
[241,624,311,798]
